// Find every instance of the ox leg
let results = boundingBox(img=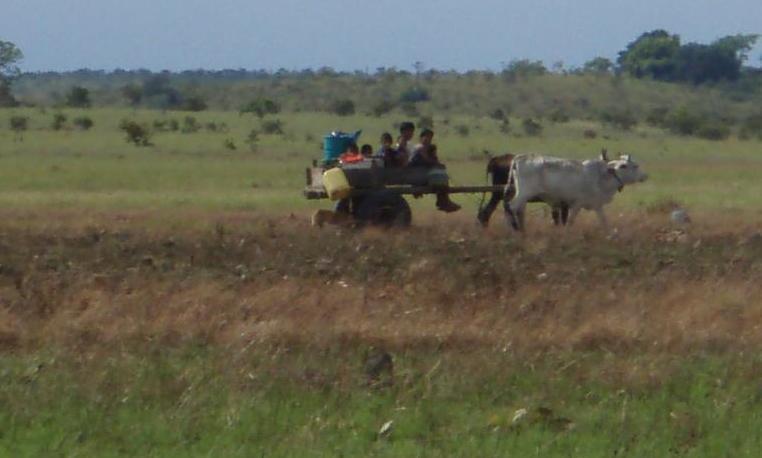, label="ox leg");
[560,204,570,225]
[566,207,582,227]
[551,206,561,226]
[478,190,504,227]
[506,198,527,232]
[594,207,609,231]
